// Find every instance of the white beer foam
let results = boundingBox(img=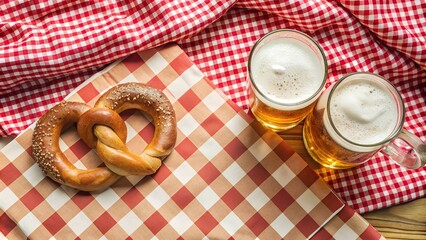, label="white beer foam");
[251,38,324,106]
[329,79,398,145]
